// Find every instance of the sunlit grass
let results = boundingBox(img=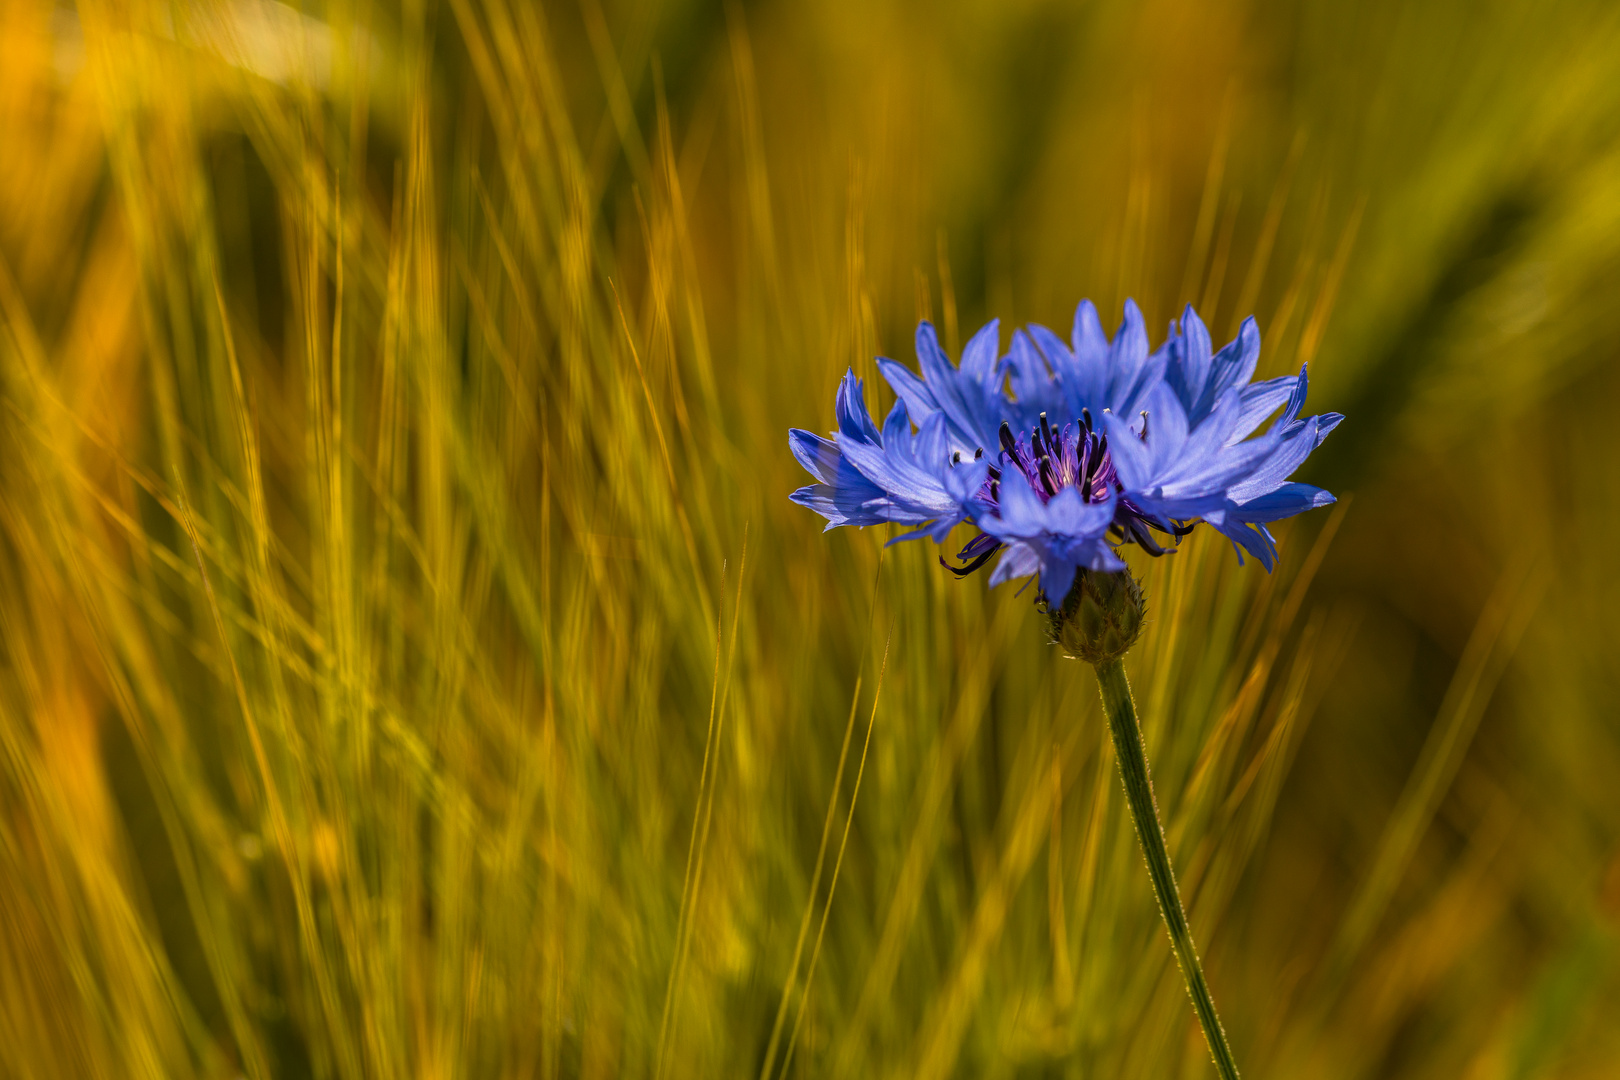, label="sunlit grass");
[3,1,1620,1078]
